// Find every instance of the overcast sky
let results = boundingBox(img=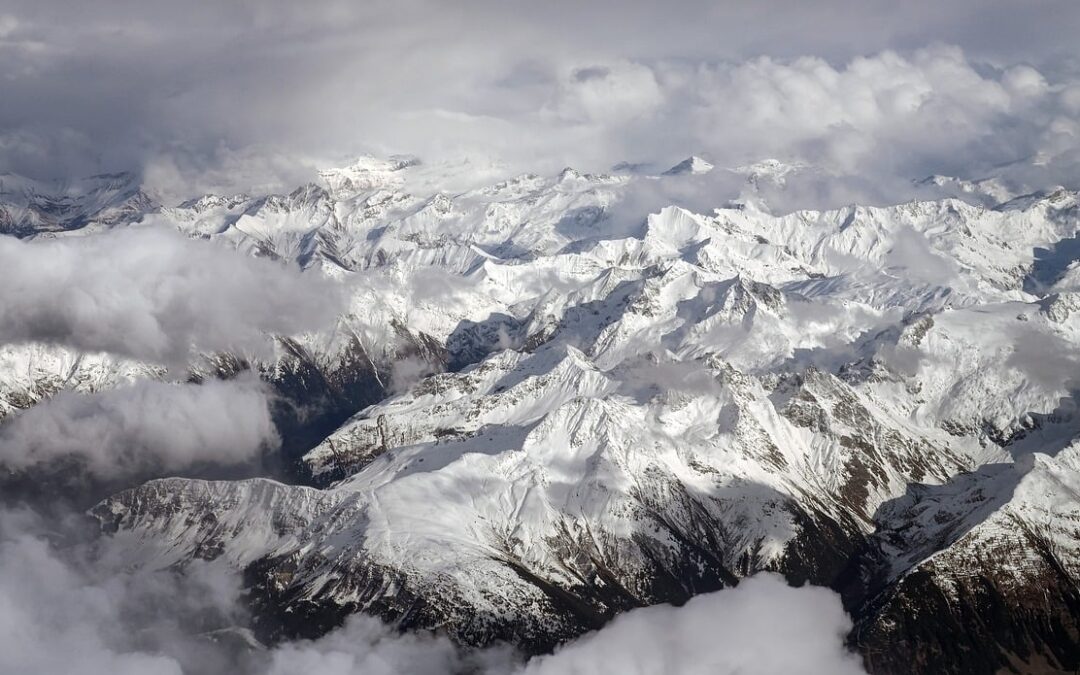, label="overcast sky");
[2,1,1079,196]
